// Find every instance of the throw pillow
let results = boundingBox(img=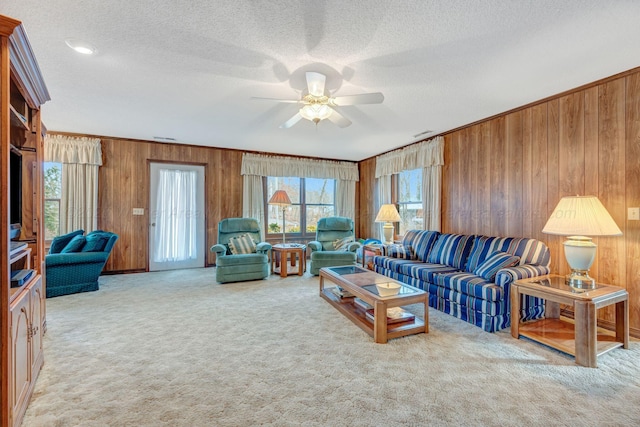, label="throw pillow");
[81,233,110,252]
[333,236,354,251]
[60,235,87,253]
[473,251,520,282]
[49,229,84,254]
[228,234,257,255]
